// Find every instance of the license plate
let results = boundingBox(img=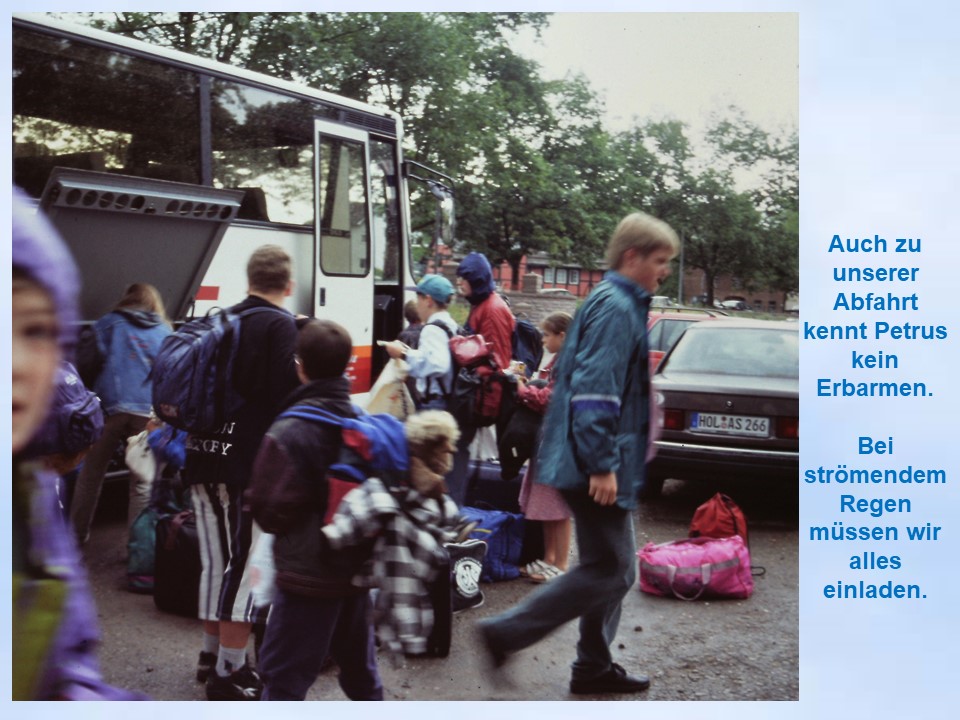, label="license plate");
[690,412,769,437]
